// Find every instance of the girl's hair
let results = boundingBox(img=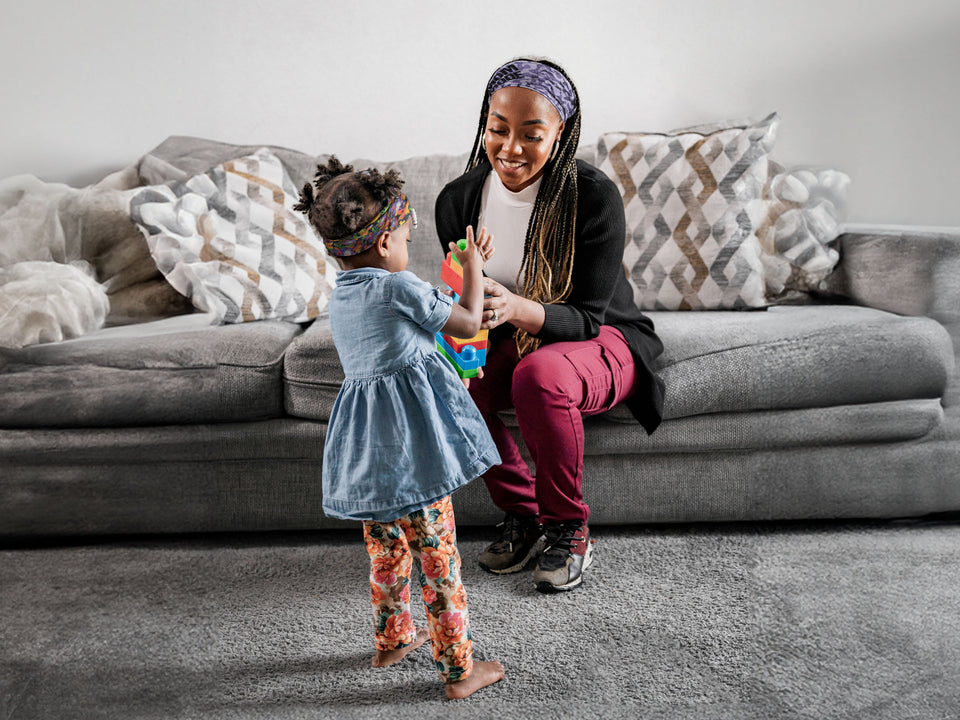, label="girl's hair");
[465,56,582,357]
[294,156,404,241]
